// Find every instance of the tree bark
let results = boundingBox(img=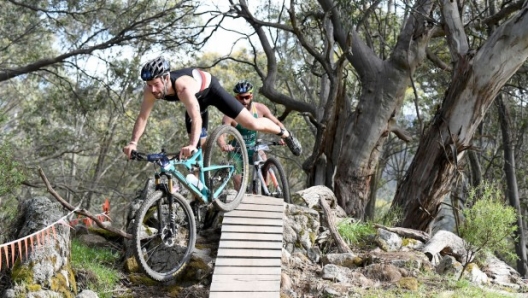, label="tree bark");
[321,0,436,218]
[497,95,528,277]
[392,3,528,231]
